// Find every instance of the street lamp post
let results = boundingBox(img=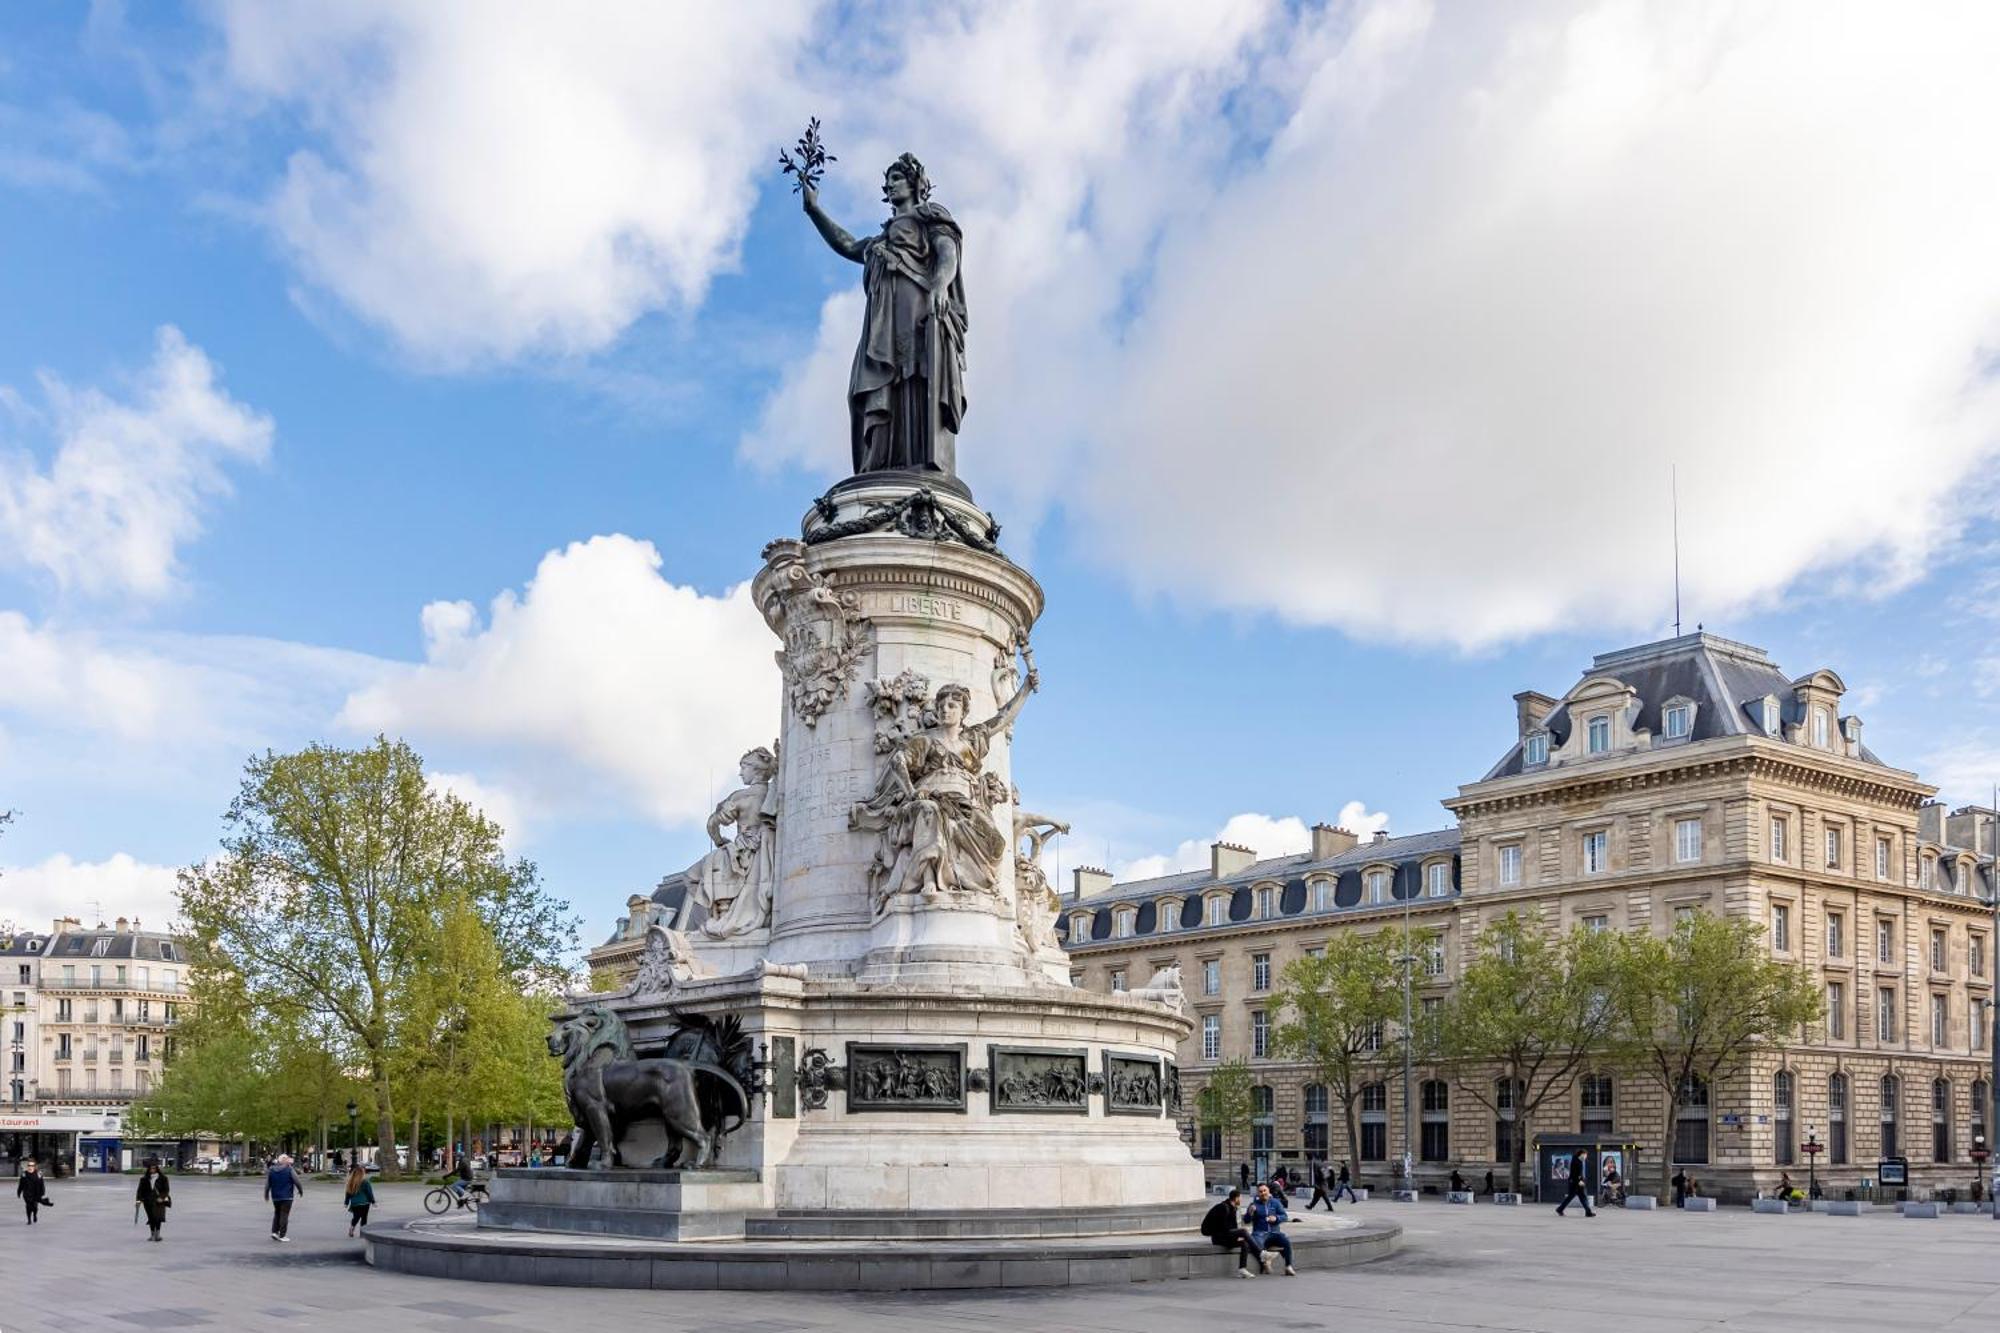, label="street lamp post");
[346,1100,359,1169]
[1803,1124,1821,1201]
